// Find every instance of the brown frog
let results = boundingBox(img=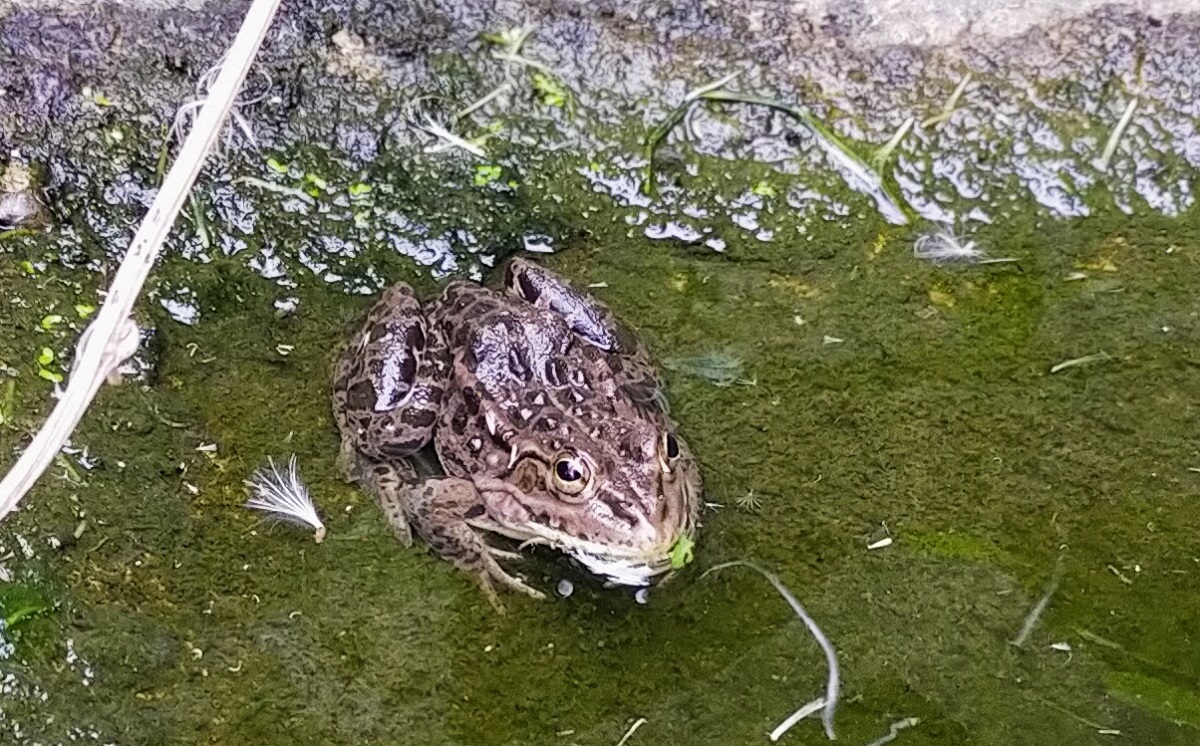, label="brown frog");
[332,258,701,605]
